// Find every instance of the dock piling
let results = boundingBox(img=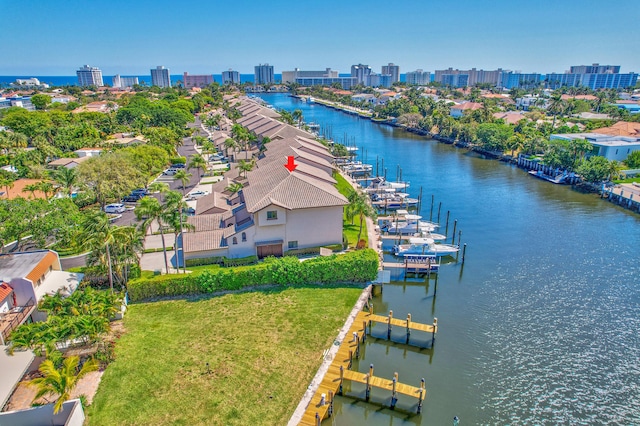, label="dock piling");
[406,313,412,343]
[437,202,442,223]
[363,320,367,341]
[417,379,425,413]
[315,412,321,426]
[339,365,344,395]
[462,243,467,263]
[432,318,438,346]
[388,310,393,339]
[451,220,458,244]
[430,195,434,221]
[391,372,398,409]
[445,210,450,235]
[328,391,334,417]
[365,364,374,401]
